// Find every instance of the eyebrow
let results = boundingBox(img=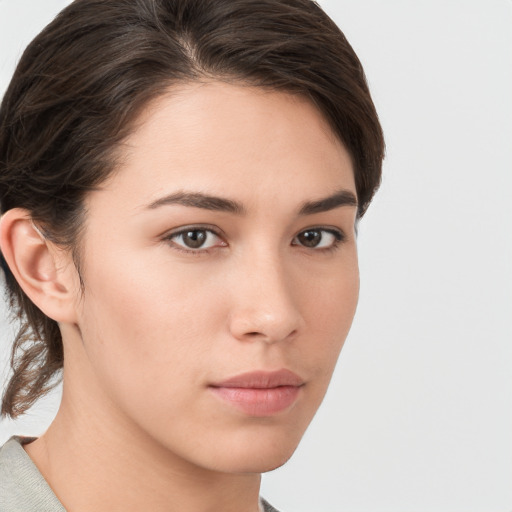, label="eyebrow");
[147,191,246,214]
[146,189,357,215]
[298,189,358,215]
